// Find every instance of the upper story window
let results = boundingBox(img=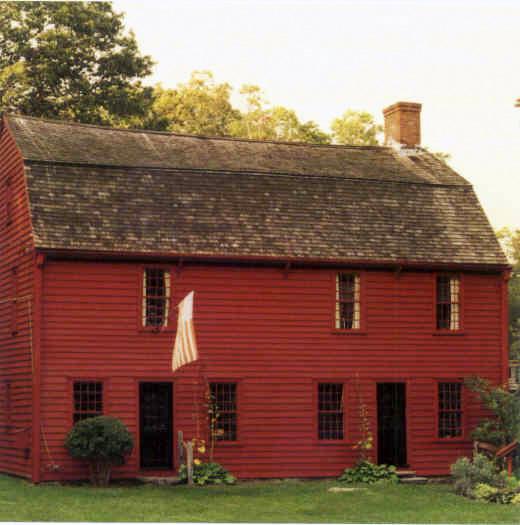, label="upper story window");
[335,273,361,330]
[142,268,171,328]
[438,382,462,438]
[318,383,344,440]
[73,381,103,424]
[436,275,460,330]
[210,383,237,442]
